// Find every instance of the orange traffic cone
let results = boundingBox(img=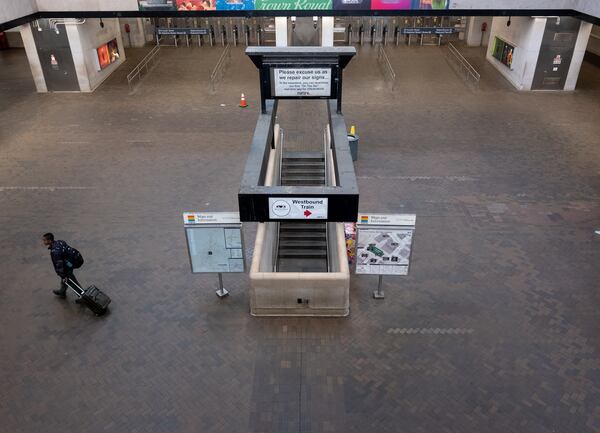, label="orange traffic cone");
[239,93,248,108]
